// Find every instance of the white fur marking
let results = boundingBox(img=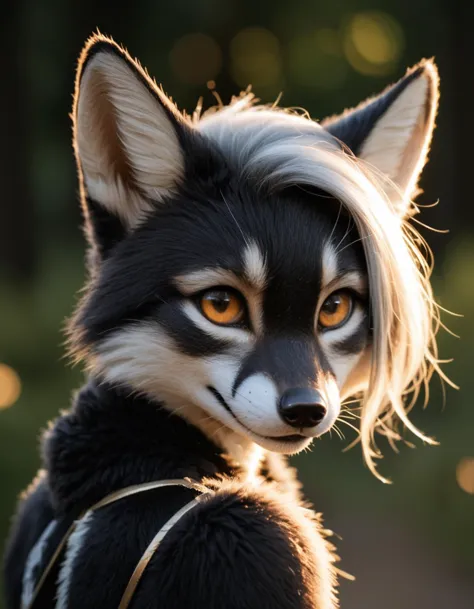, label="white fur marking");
[231,373,282,435]
[21,520,58,608]
[321,241,338,287]
[243,241,267,290]
[175,268,244,295]
[56,511,95,609]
